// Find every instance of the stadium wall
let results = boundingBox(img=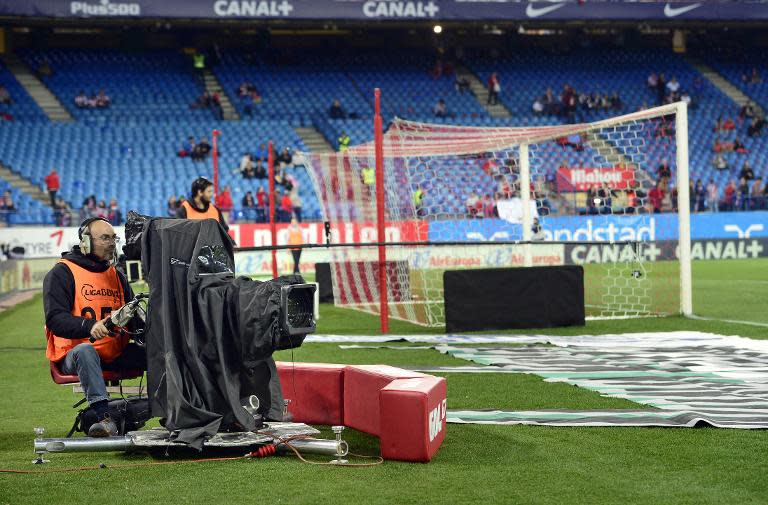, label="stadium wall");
[0,212,764,277]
